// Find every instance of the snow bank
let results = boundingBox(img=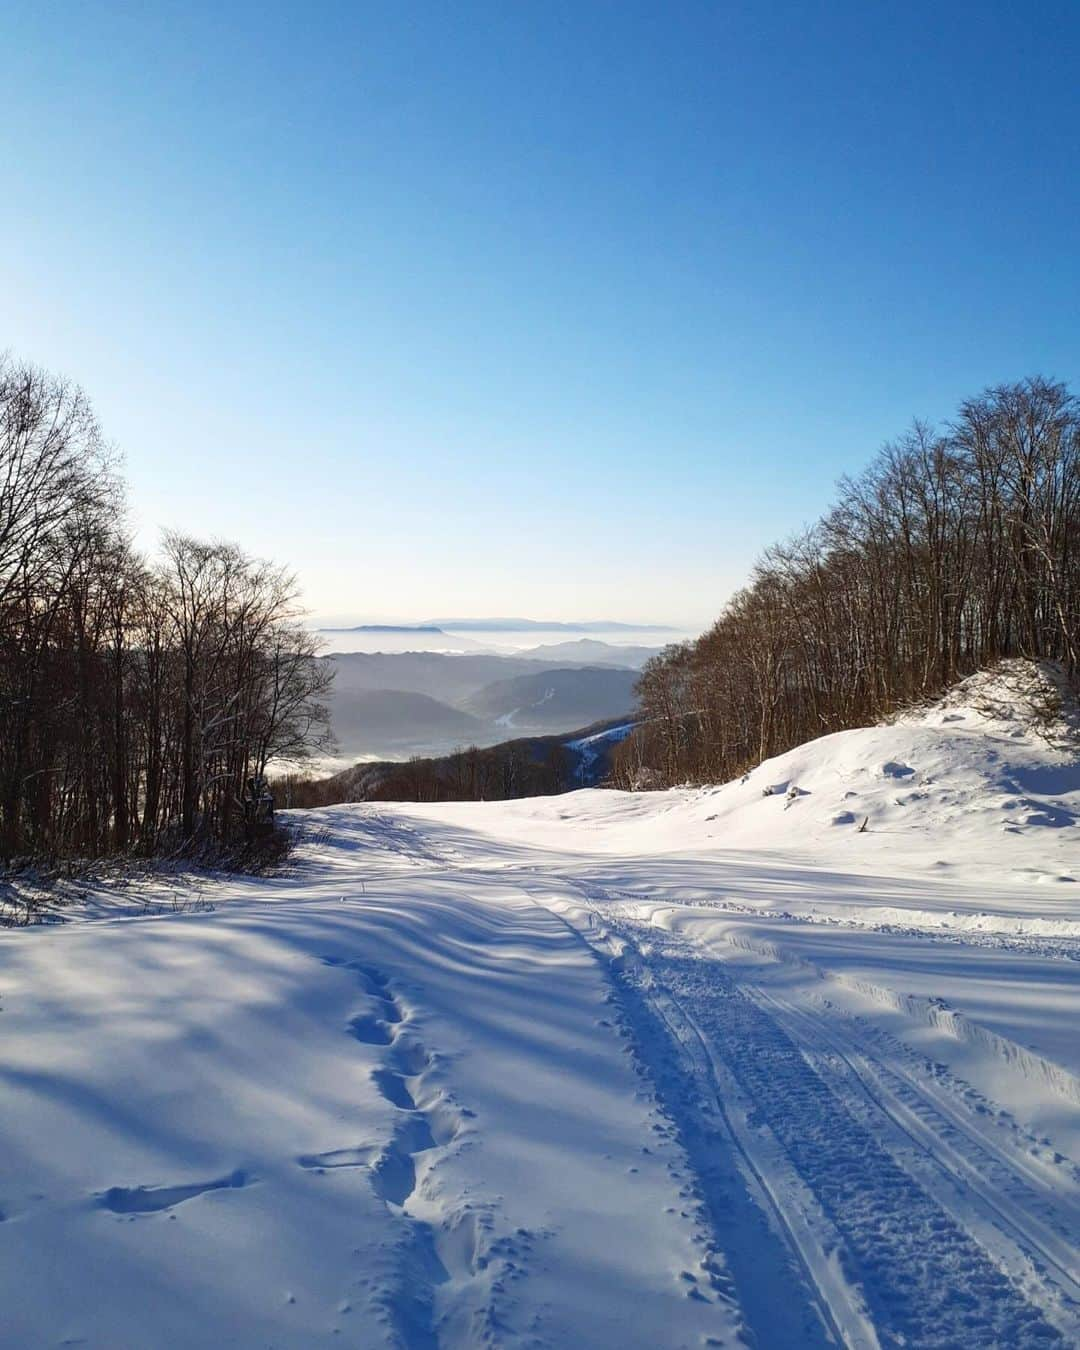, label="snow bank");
[417,661,1080,891]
